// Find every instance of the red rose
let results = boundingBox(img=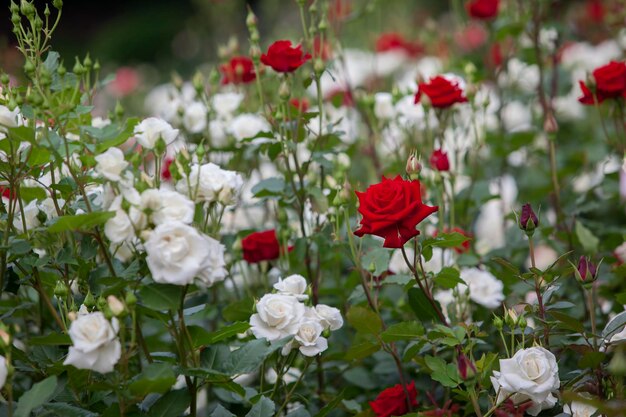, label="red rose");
[355,176,438,248]
[429,149,450,172]
[593,61,626,96]
[586,0,605,23]
[313,36,332,60]
[376,33,424,57]
[466,0,500,20]
[242,230,290,263]
[260,40,311,73]
[370,381,419,417]
[220,56,256,85]
[415,76,468,108]
[289,98,310,113]
[161,158,174,181]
